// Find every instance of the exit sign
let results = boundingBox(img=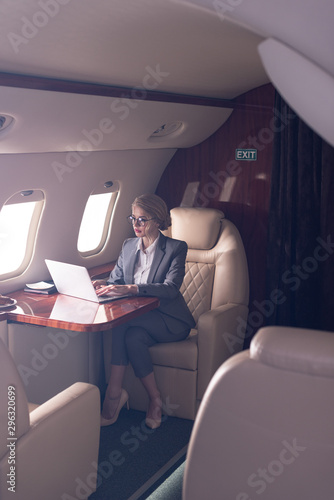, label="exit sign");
[235,149,257,161]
